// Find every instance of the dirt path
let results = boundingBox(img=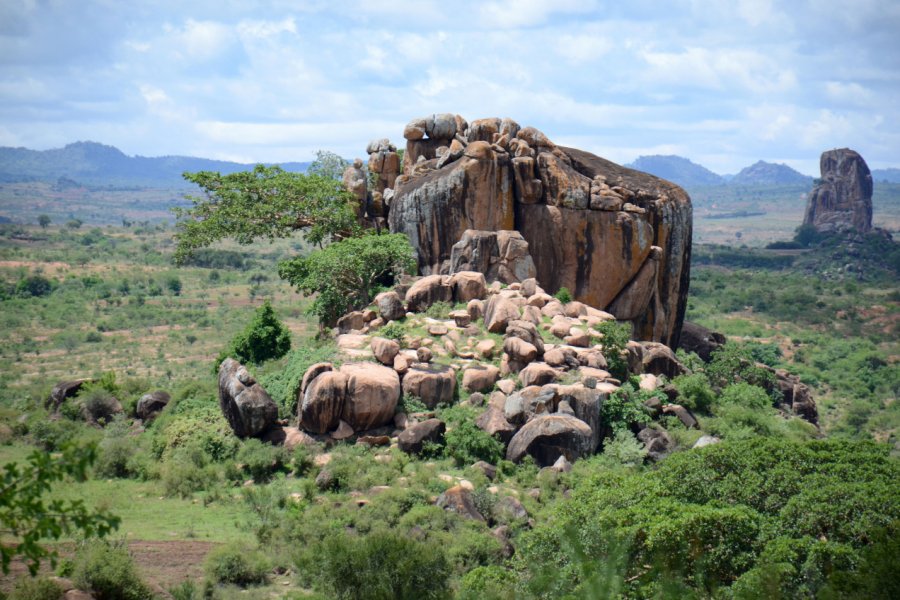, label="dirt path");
[2,540,217,594]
